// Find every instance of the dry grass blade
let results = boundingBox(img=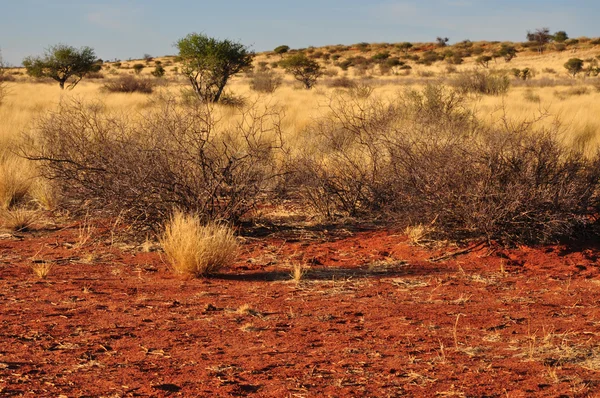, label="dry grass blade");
[0,152,34,210]
[161,210,239,277]
[0,208,41,231]
[30,262,53,279]
[289,262,307,283]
